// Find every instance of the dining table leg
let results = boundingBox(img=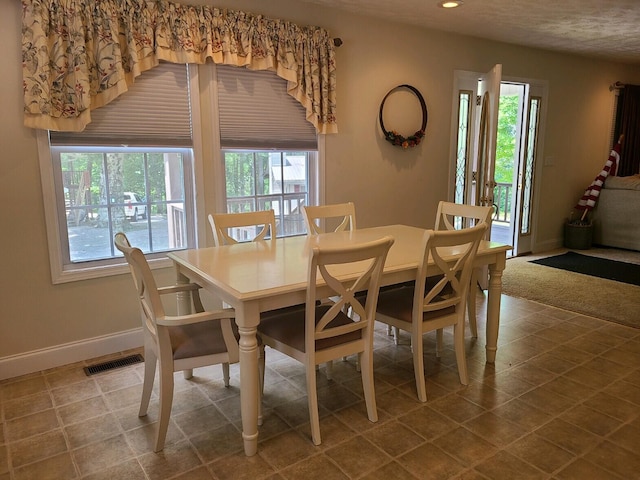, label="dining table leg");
[235,303,260,456]
[485,252,506,363]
